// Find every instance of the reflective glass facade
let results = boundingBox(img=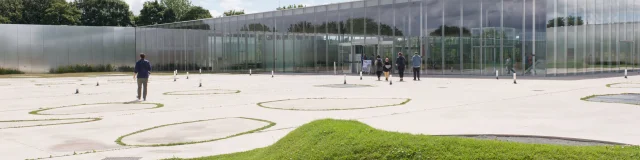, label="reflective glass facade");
[0,24,135,73]
[2,0,640,76]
